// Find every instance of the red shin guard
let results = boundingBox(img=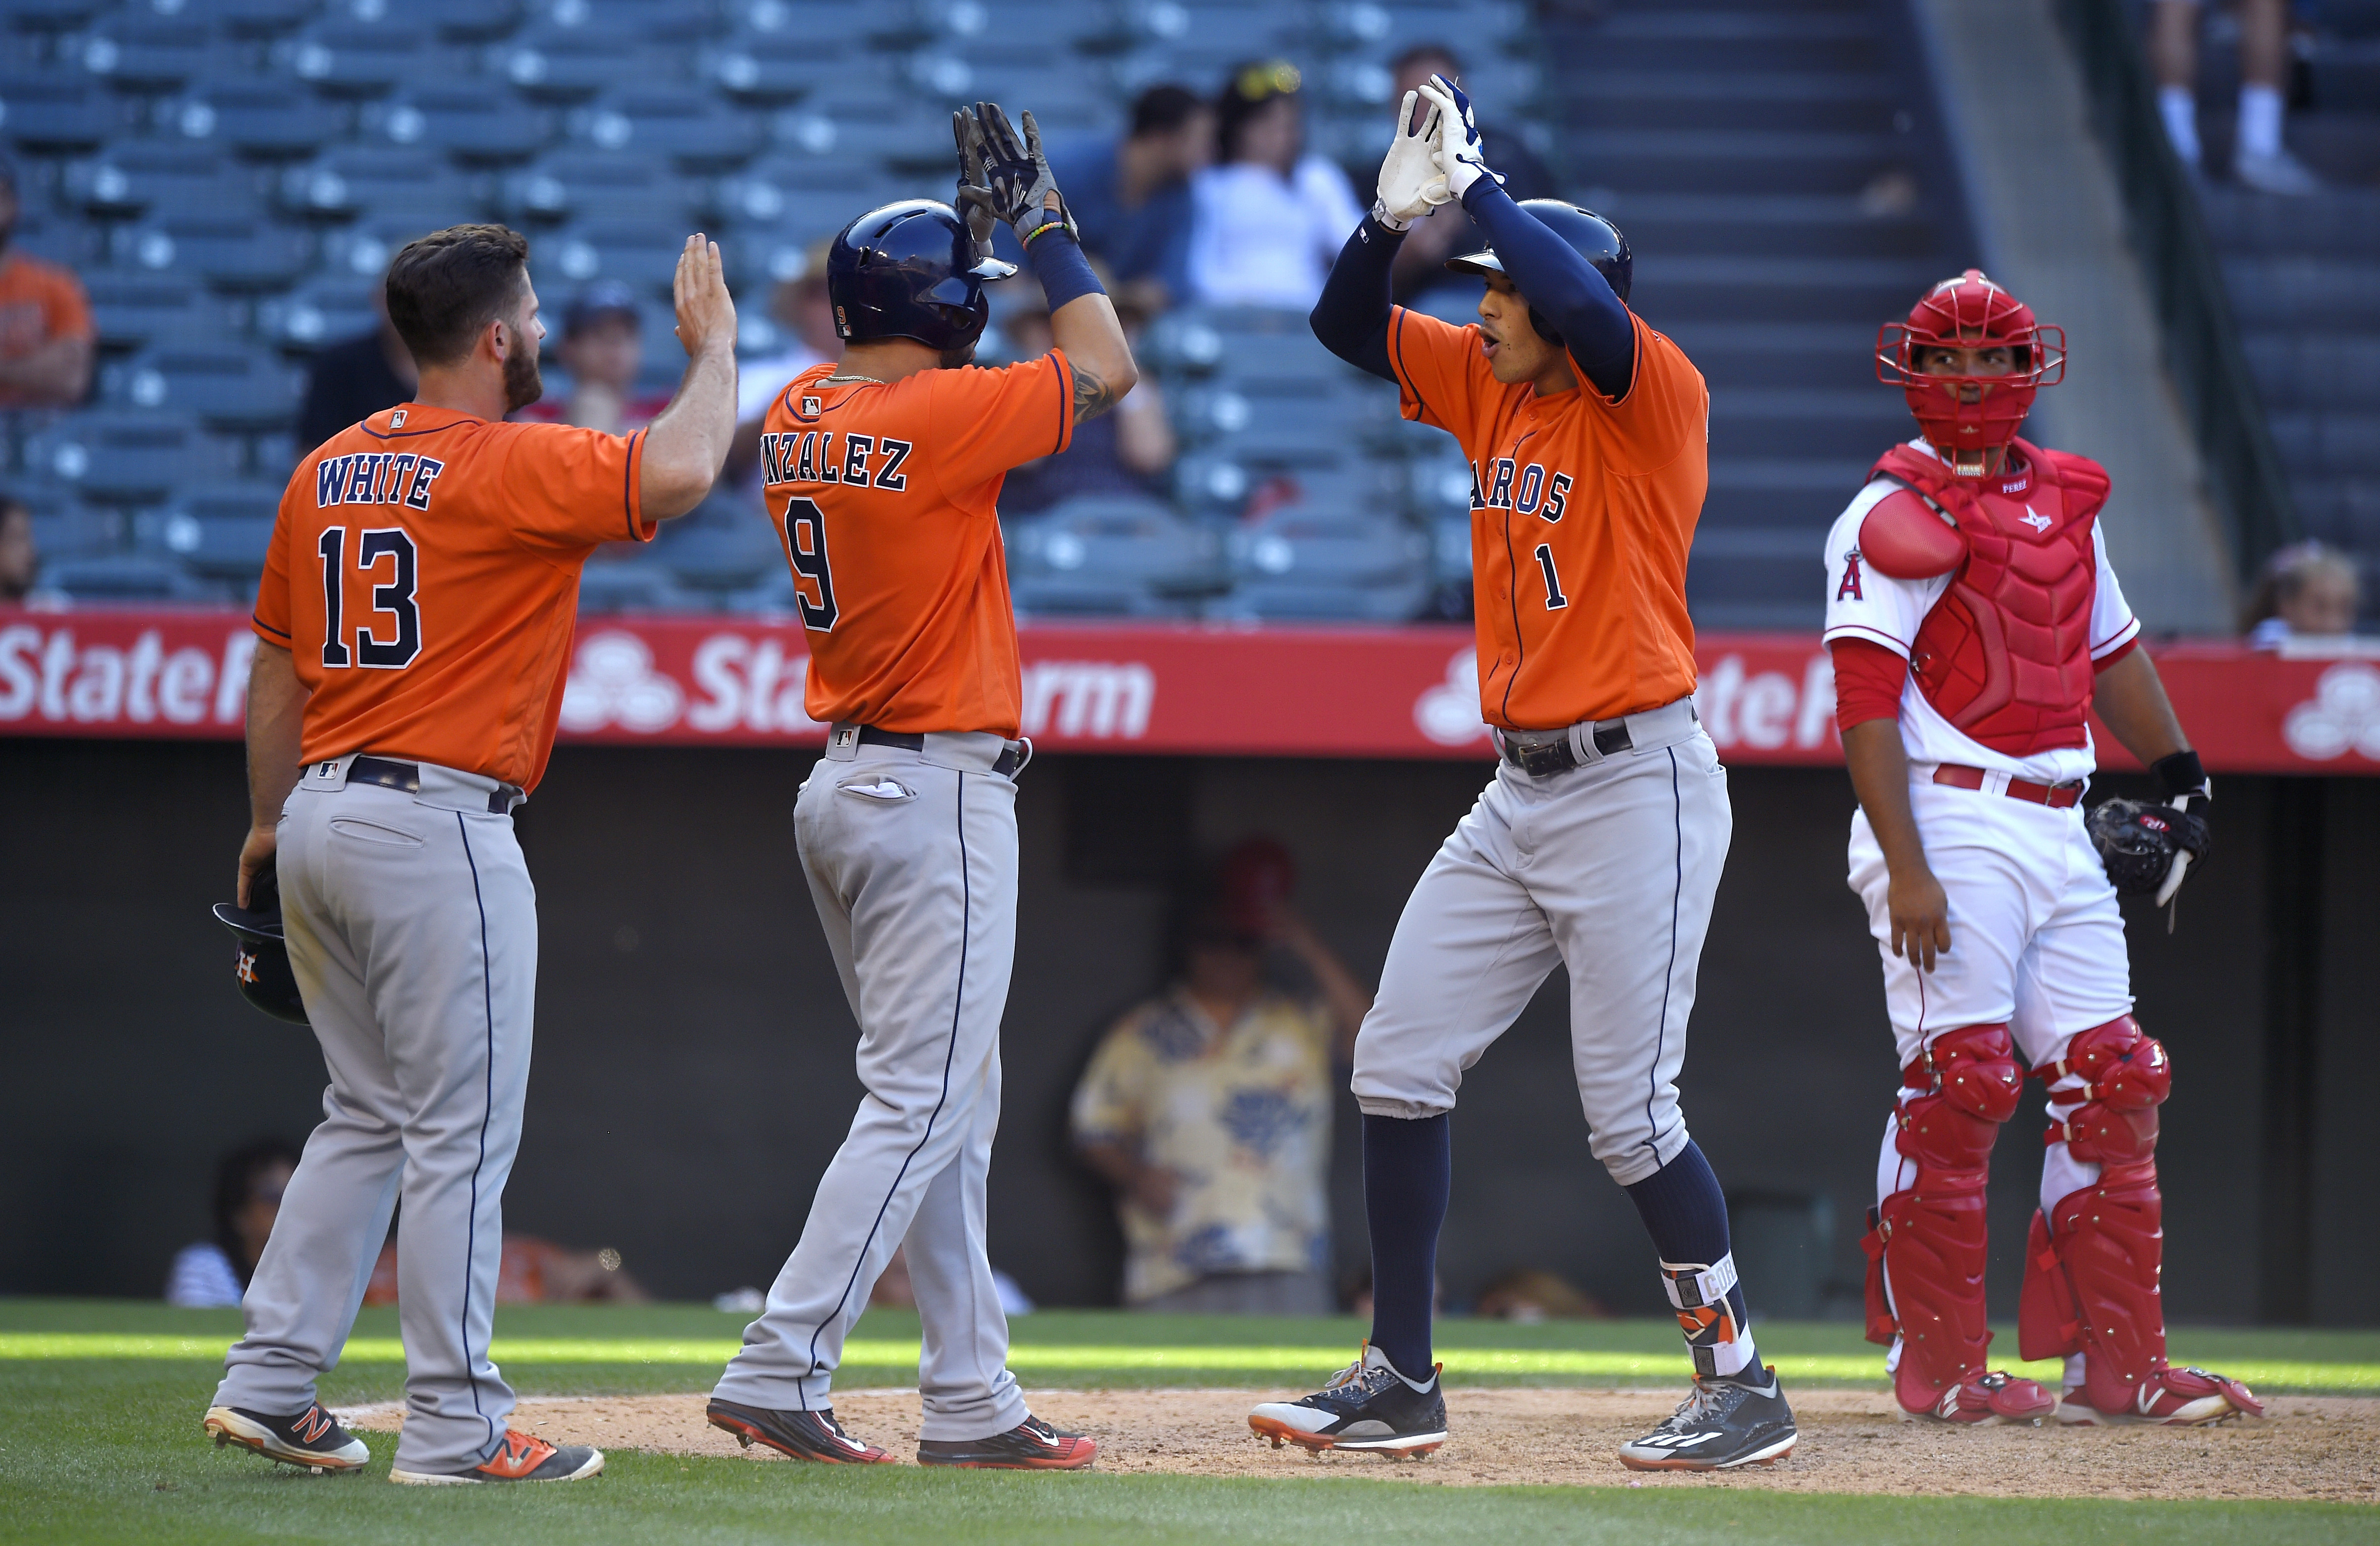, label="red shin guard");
[1863,1024,2022,1413]
[2019,1016,2178,1411]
